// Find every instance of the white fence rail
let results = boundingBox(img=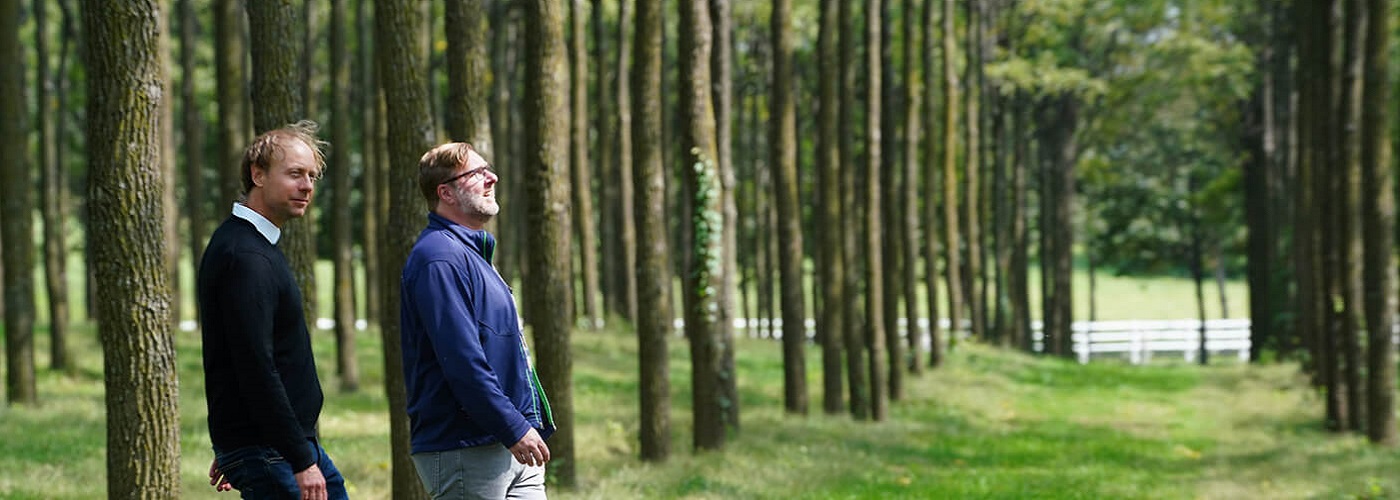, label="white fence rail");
[180,316,1252,366]
[671,317,1253,365]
